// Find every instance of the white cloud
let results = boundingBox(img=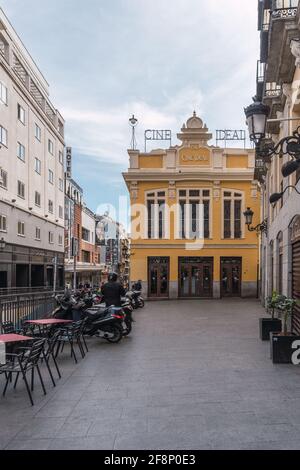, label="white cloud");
[63,86,204,164]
